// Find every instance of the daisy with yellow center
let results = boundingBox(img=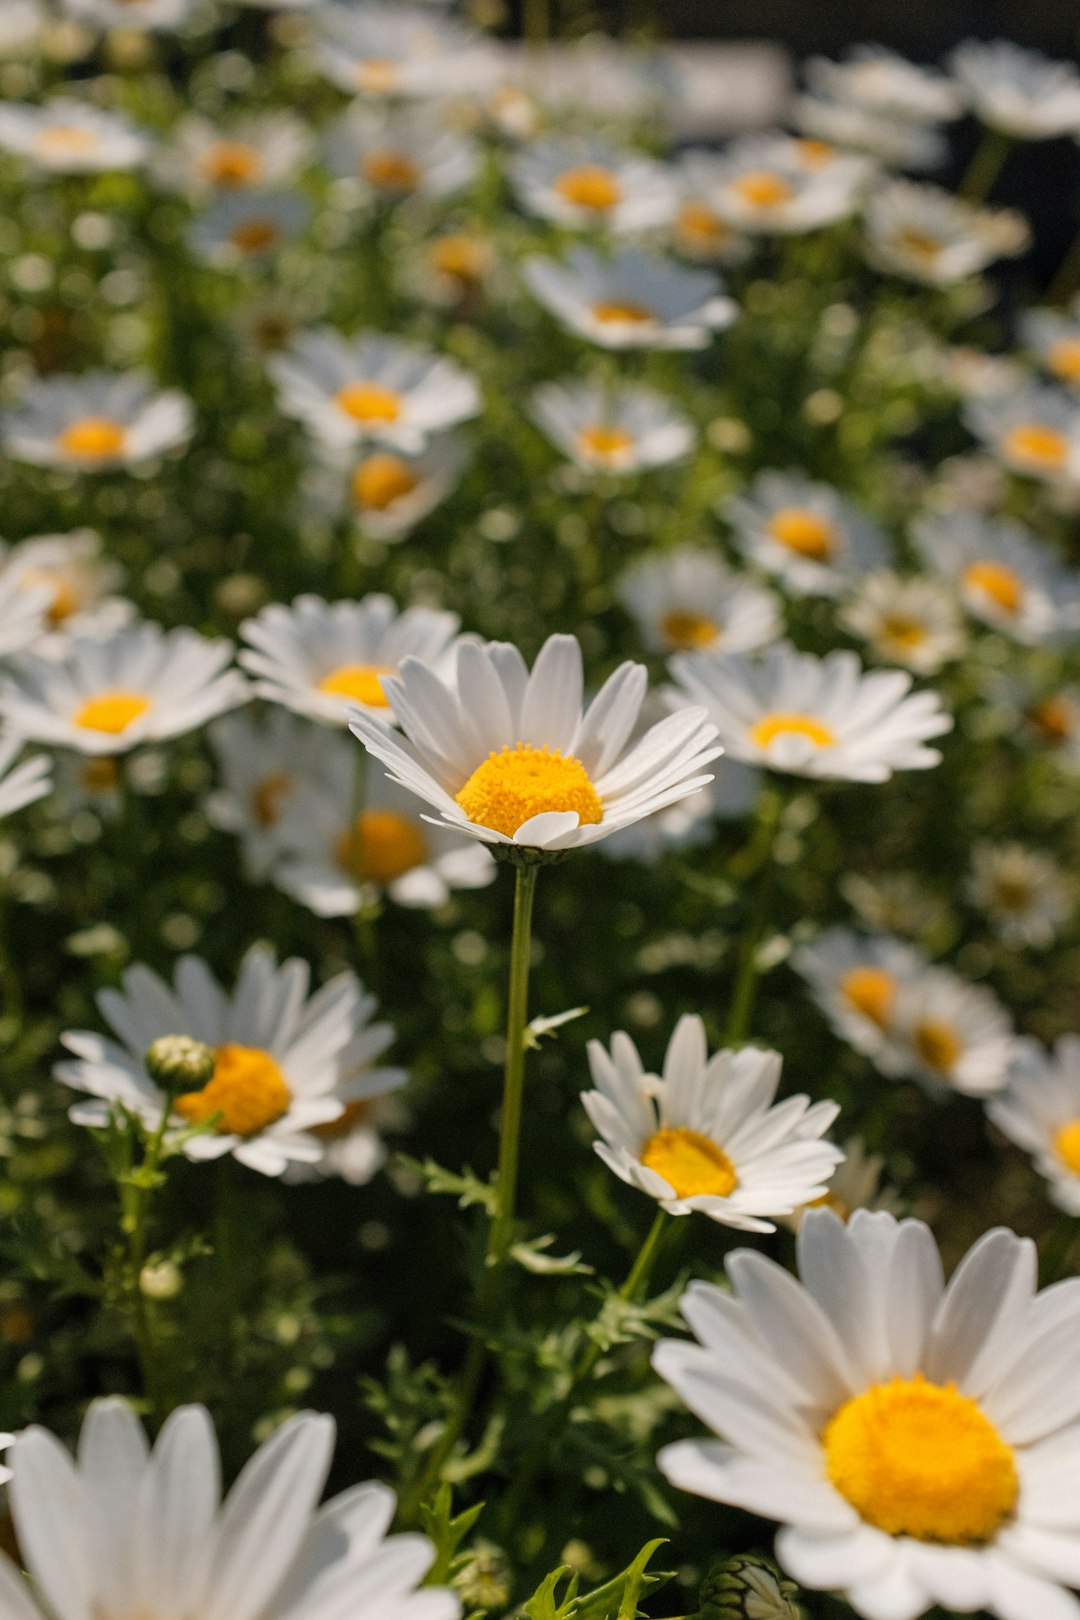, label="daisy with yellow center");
[892,966,1015,1097]
[864,179,1029,287]
[727,473,888,596]
[966,386,1080,484]
[0,100,149,173]
[523,246,736,351]
[616,547,782,659]
[966,841,1070,949]
[912,512,1080,646]
[201,141,262,187]
[990,1036,1080,1217]
[583,1015,842,1229]
[840,572,966,676]
[530,379,695,478]
[511,140,673,234]
[3,370,193,473]
[791,928,927,1074]
[712,139,867,234]
[189,192,309,268]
